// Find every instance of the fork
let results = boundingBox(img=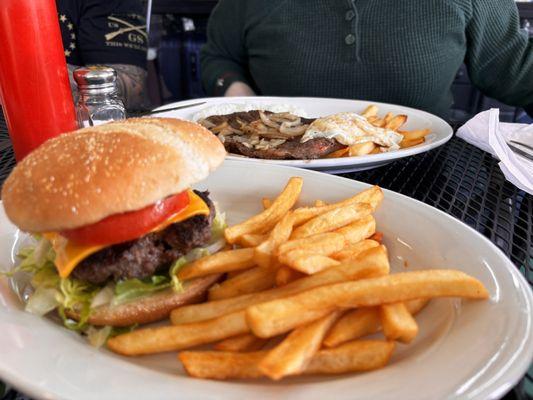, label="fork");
[507,142,533,161]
